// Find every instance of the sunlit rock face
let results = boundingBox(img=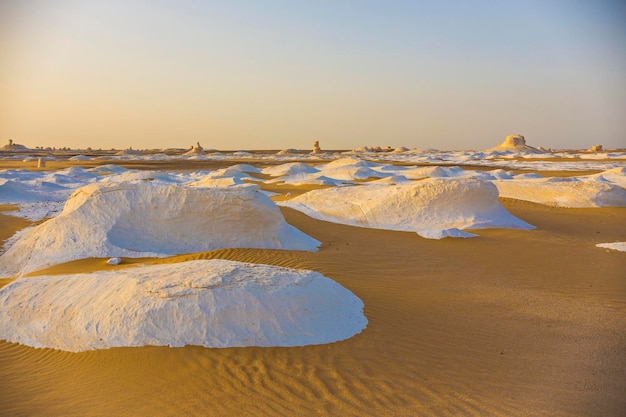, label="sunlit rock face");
[279,178,534,239]
[503,134,526,147]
